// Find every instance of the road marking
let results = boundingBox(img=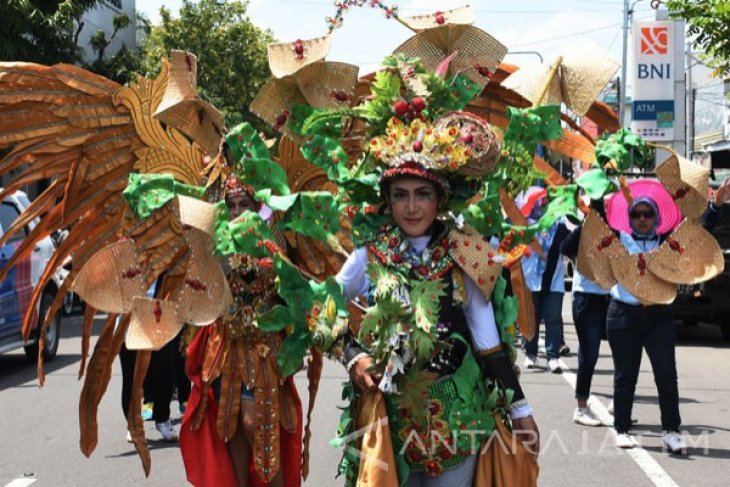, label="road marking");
[557,358,680,487]
[4,478,37,487]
